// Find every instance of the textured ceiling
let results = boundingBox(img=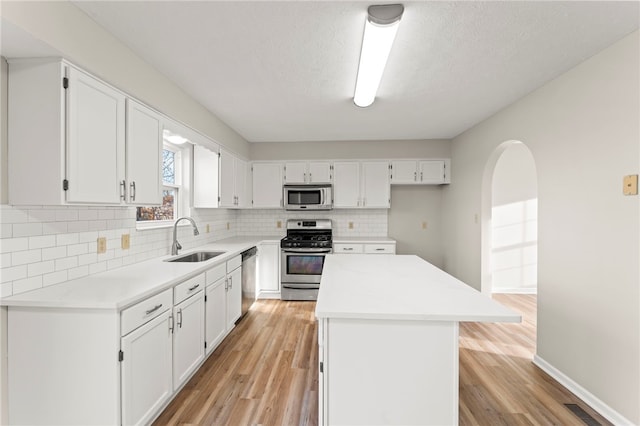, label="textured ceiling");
[16,2,640,142]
